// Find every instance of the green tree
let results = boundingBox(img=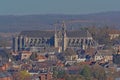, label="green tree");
[92,65,106,80]
[57,70,65,78]
[80,65,91,80]
[53,67,58,79]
